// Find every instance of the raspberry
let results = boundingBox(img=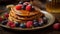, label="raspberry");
[26,4,32,11]
[26,21,33,28]
[15,4,22,10]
